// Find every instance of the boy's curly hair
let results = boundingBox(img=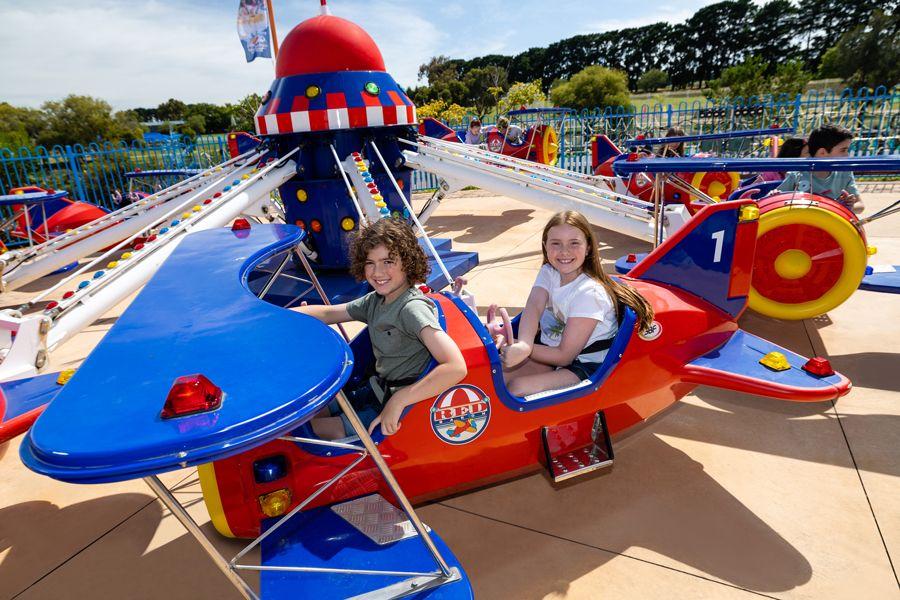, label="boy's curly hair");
[349,218,430,284]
